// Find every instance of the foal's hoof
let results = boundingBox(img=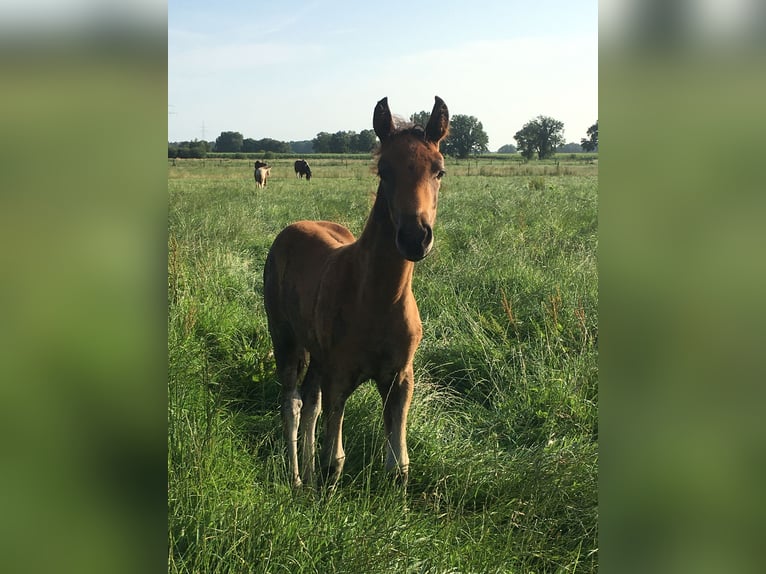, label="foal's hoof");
[387,466,409,489]
[319,466,342,489]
